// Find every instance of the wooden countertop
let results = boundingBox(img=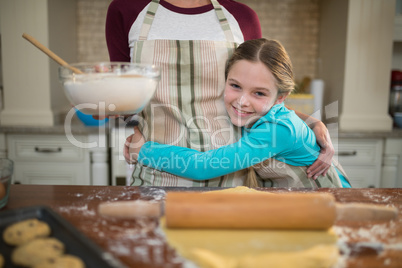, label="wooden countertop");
[1,185,401,268]
[0,117,132,135]
[338,128,402,139]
